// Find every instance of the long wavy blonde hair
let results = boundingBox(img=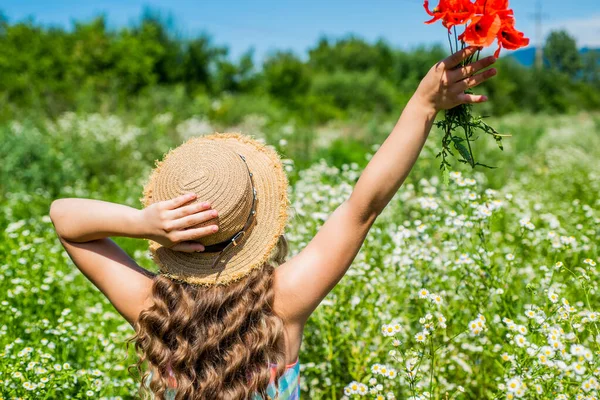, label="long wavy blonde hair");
[126,235,290,400]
